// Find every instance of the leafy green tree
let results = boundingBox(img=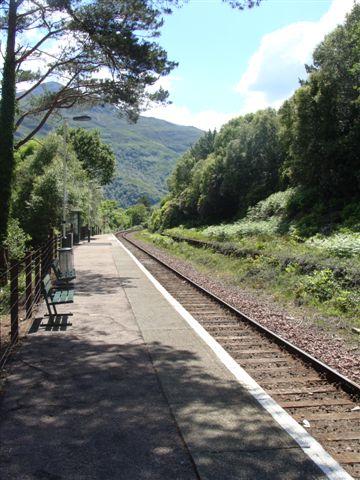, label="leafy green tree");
[221,109,283,217]
[280,5,360,205]
[168,152,198,196]
[66,128,116,185]
[137,195,152,209]
[196,154,226,221]
[3,218,31,260]
[99,200,128,231]
[190,129,217,161]
[12,134,99,244]
[168,130,217,204]
[125,204,150,226]
[149,198,182,231]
